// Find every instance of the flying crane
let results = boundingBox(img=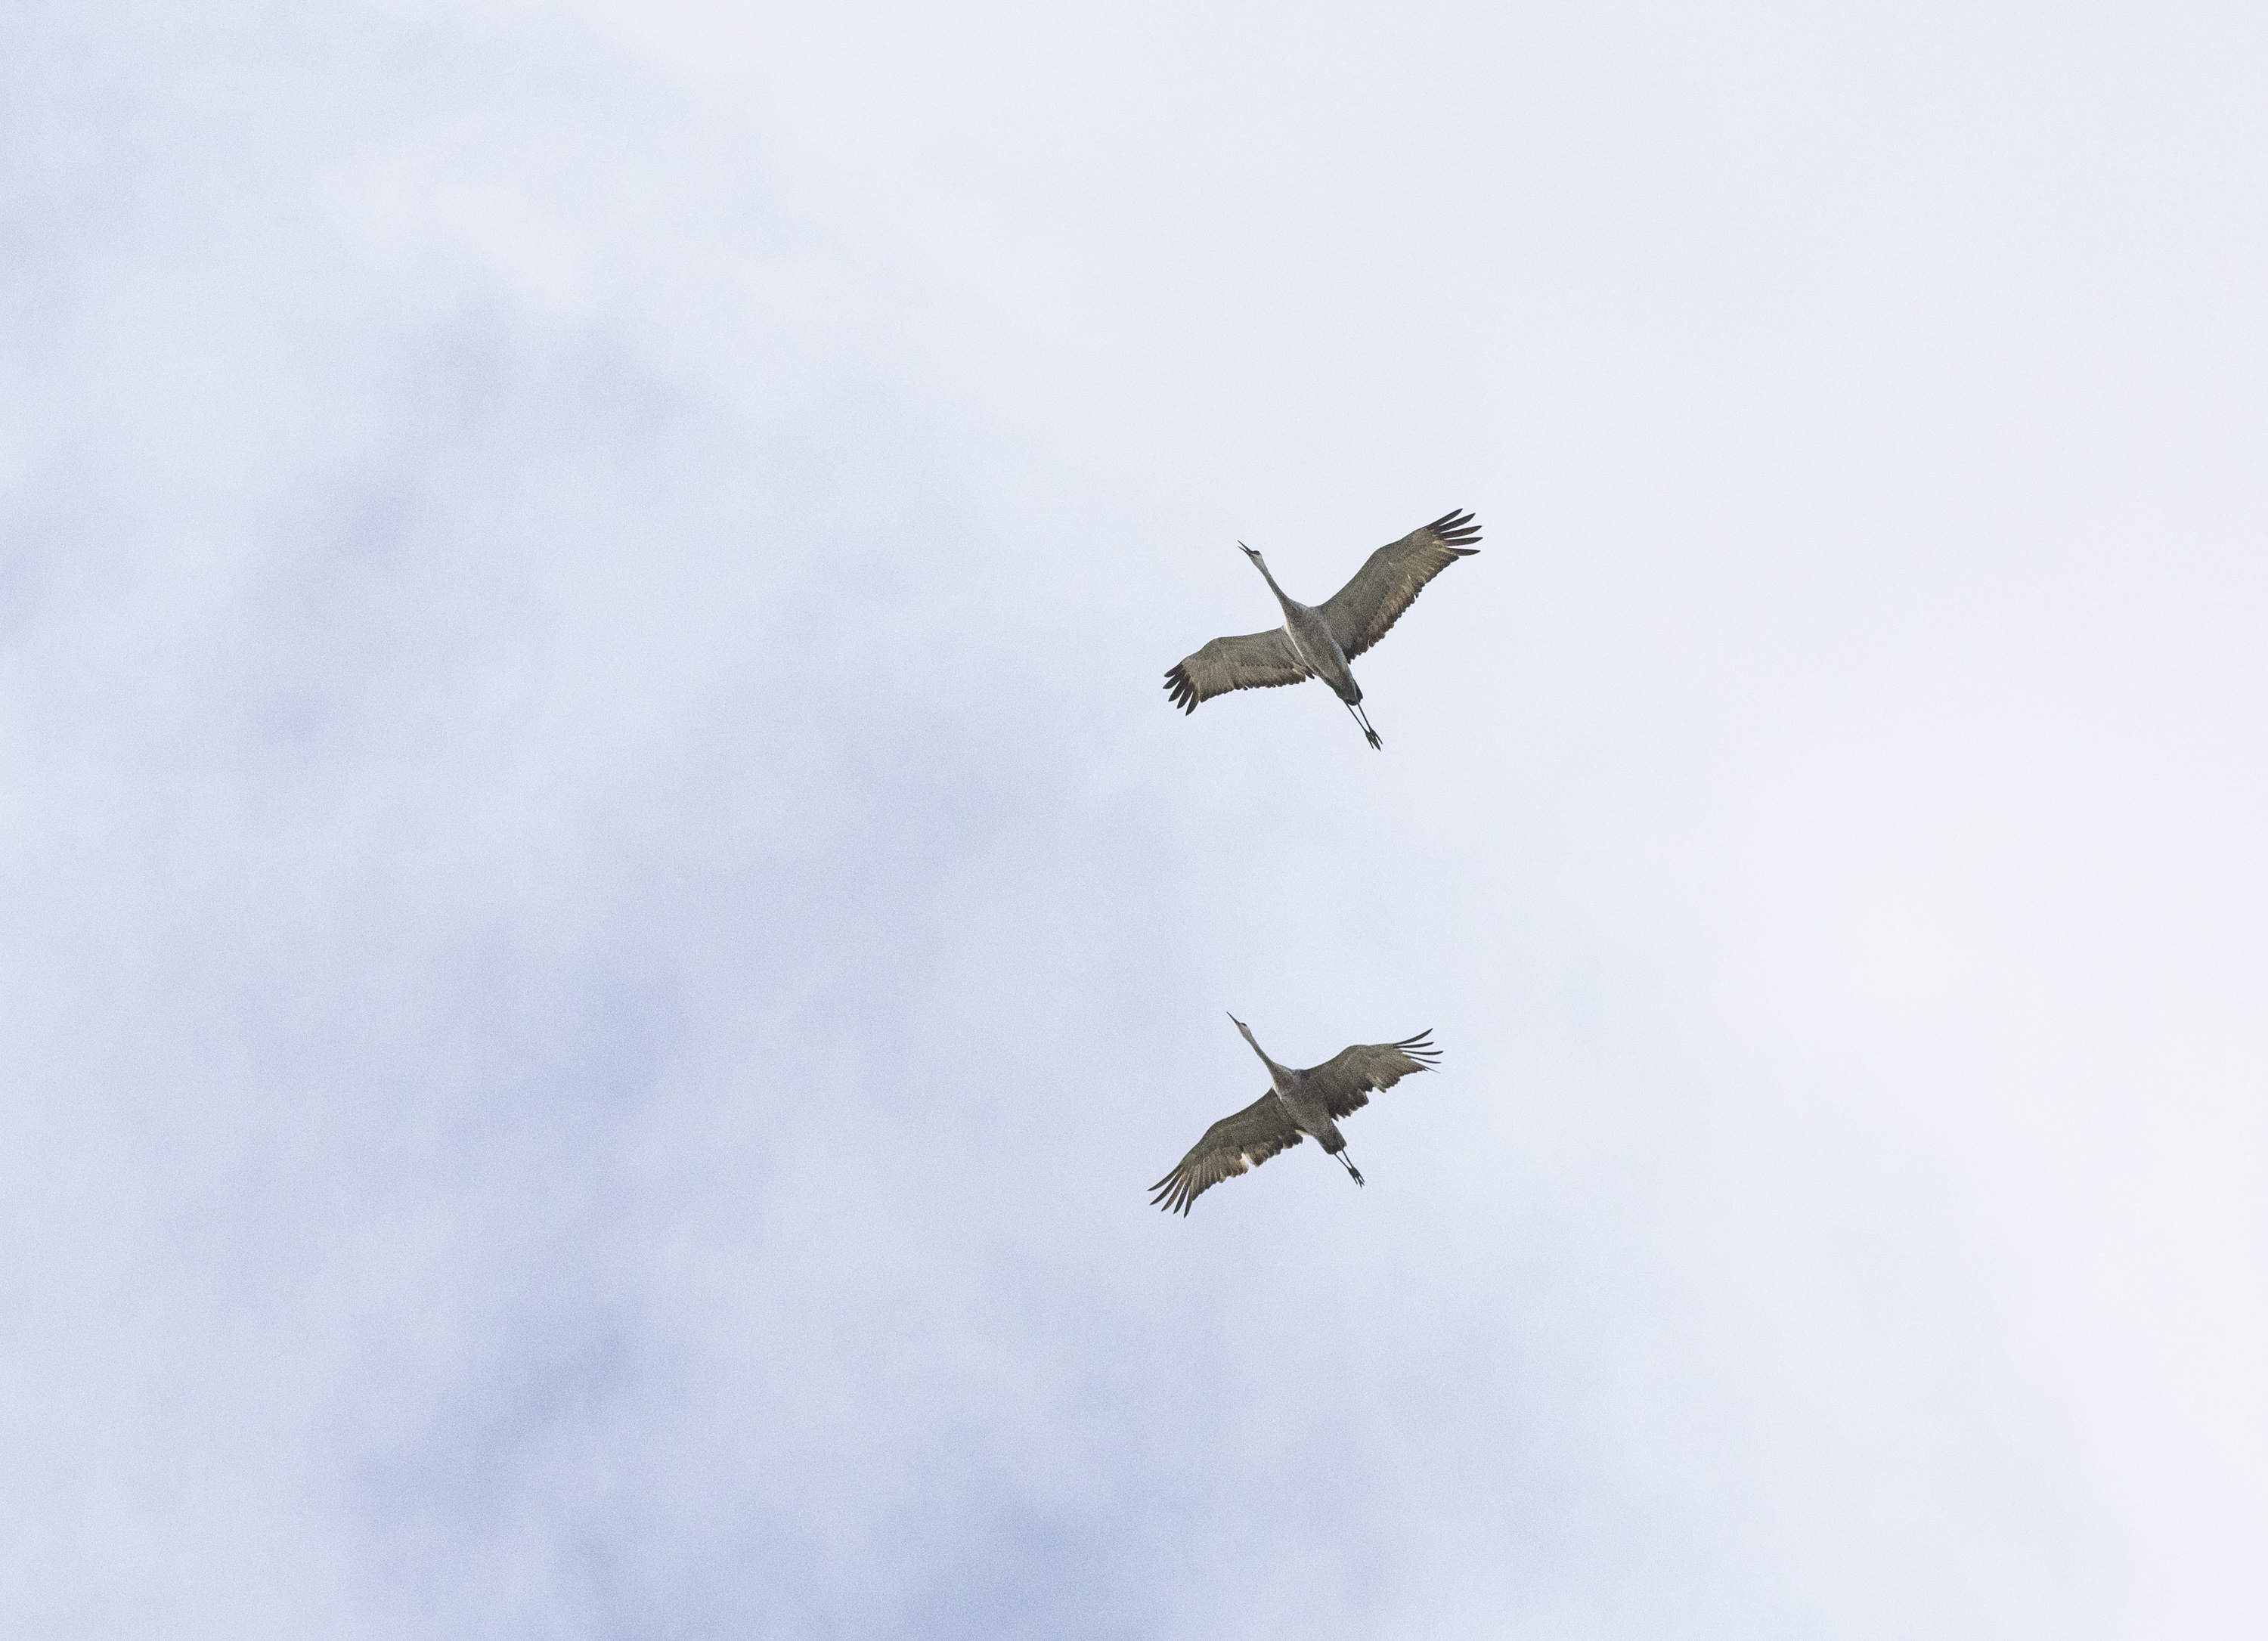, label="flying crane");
[1149,1016,1442,1215]
[1163,509,1481,748]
